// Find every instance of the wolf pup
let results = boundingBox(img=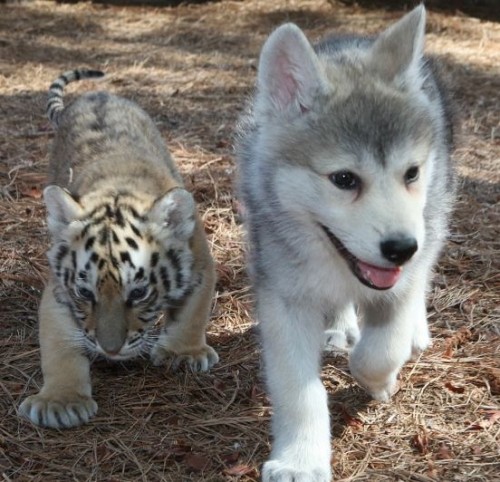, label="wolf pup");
[237,6,454,481]
[19,70,218,429]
